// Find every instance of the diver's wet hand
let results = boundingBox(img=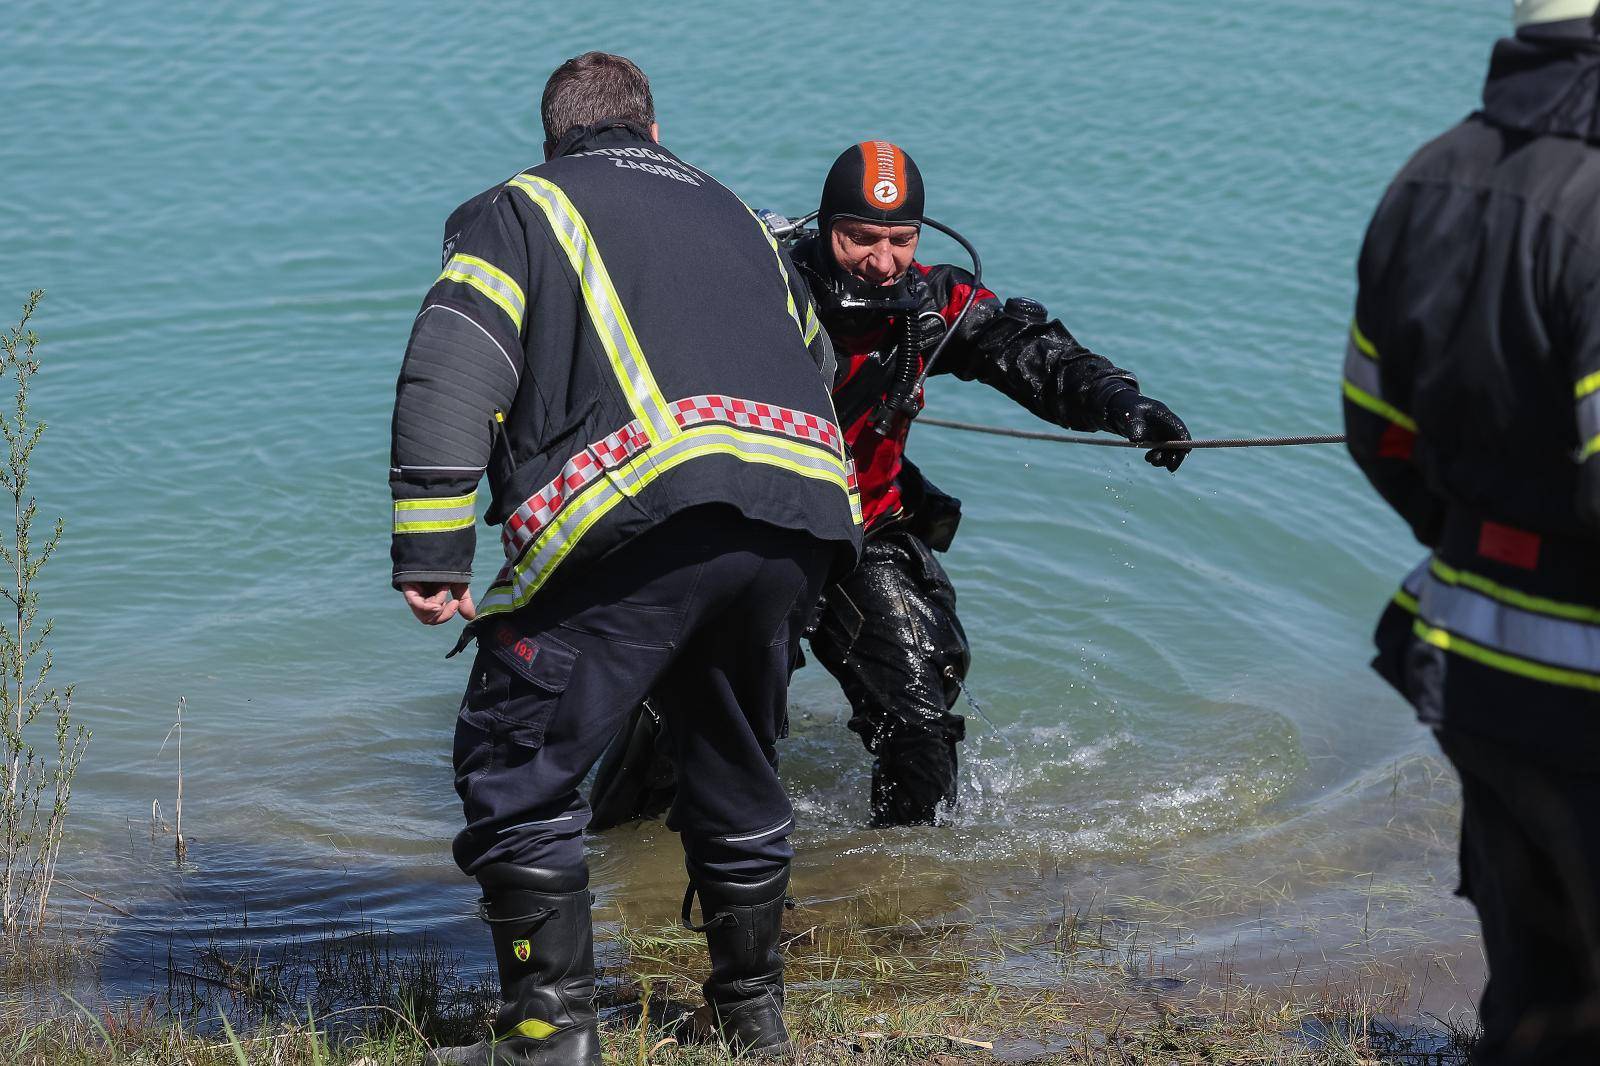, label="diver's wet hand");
[1102,389,1191,473]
